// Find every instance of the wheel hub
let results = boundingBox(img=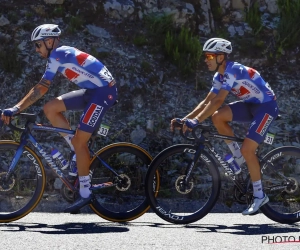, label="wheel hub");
[116,174,131,191]
[175,175,194,194]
